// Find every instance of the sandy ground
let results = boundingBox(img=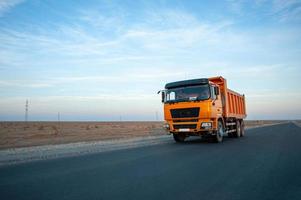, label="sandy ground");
[0,120,290,150]
[293,120,301,127]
